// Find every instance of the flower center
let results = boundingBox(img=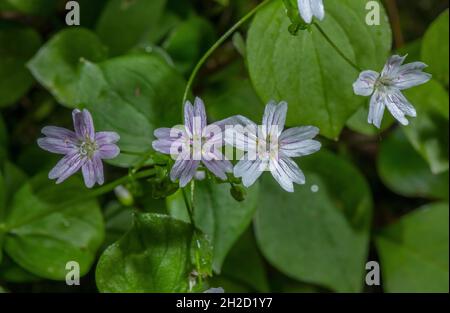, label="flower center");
[79,139,98,159]
[257,135,279,161]
[376,76,392,89]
